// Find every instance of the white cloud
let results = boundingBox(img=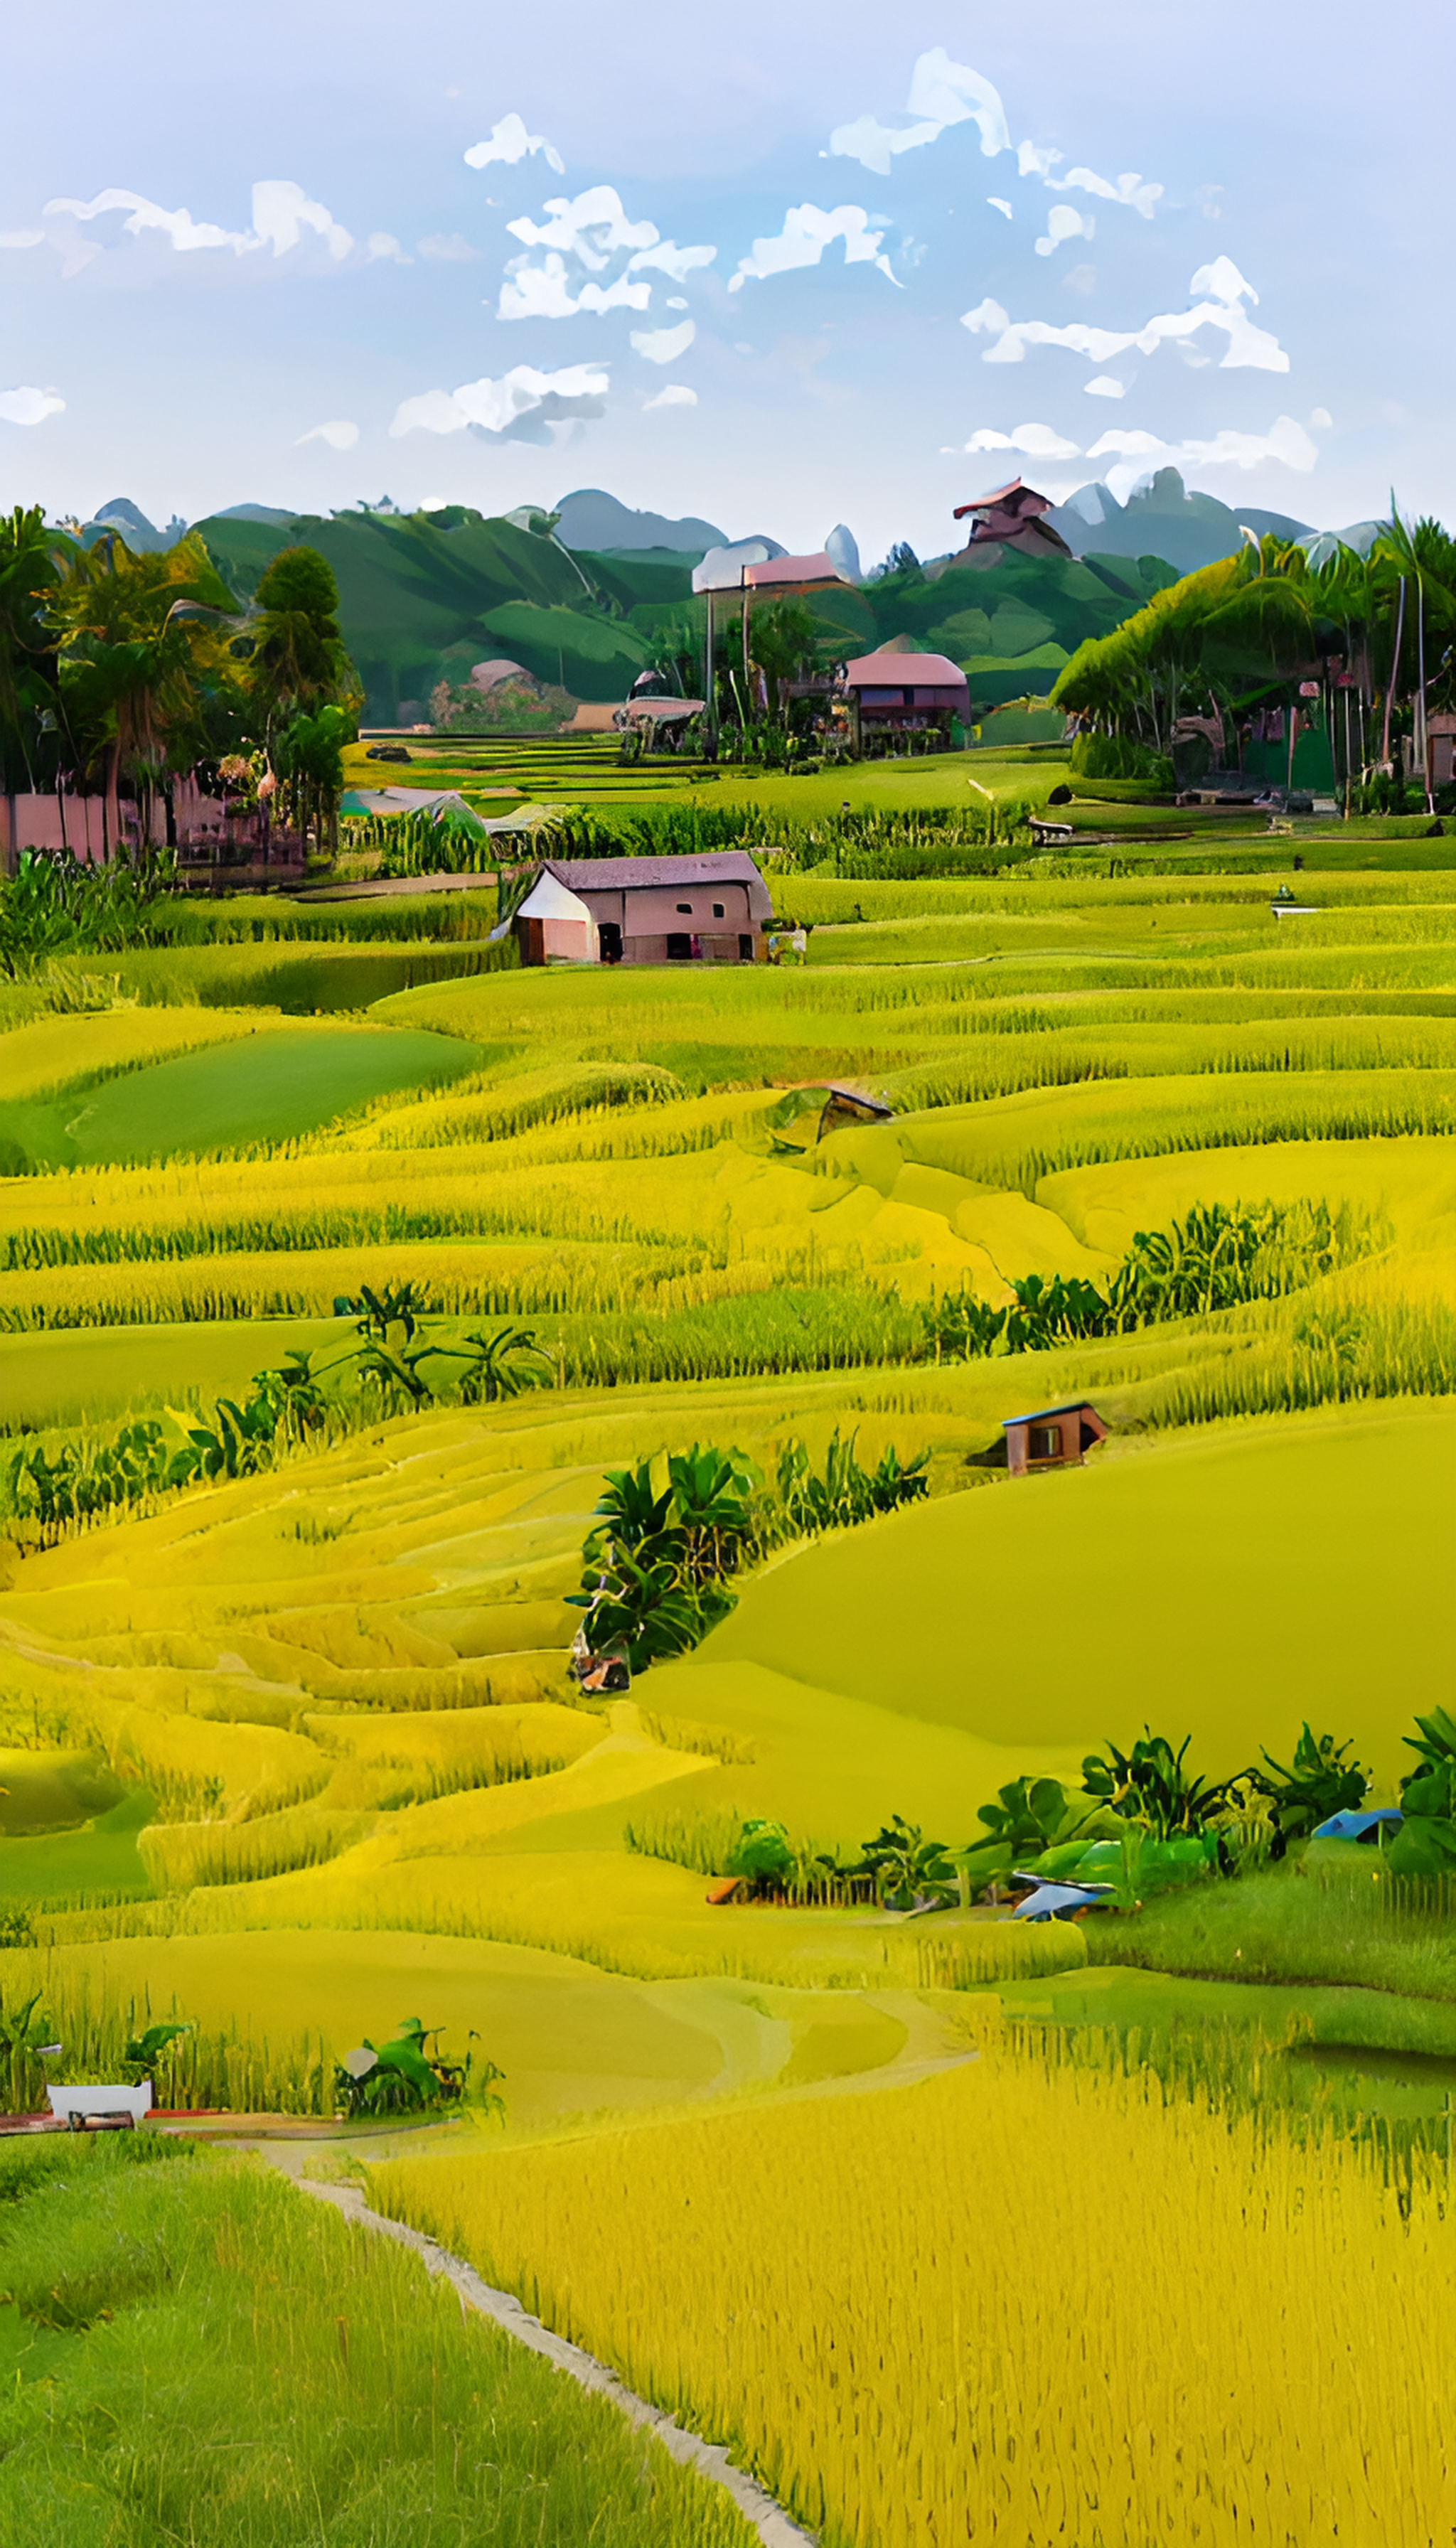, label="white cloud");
[507,186,658,271]
[665,296,687,309]
[627,238,717,282]
[1048,166,1163,220]
[1036,205,1095,258]
[390,362,608,440]
[296,419,359,451]
[1085,413,1321,500]
[905,48,1011,154]
[964,261,1289,373]
[464,113,564,176]
[1191,255,1258,304]
[1018,141,1061,178]
[0,385,65,426]
[630,320,696,364]
[729,203,896,290]
[251,181,353,260]
[826,115,942,178]
[966,419,1081,459]
[498,252,651,318]
[577,276,652,314]
[367,232,410,262]
[828,46,1008,174]
[1310,406,1333,429]
[1085,375,1125,397]
[41,178,353,261]
[987,198,1012,220]
[0,230,44,249]
[644,384,697,410]
[44,186,255,254]
[389,389,466,436]
[417,232,481,262]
